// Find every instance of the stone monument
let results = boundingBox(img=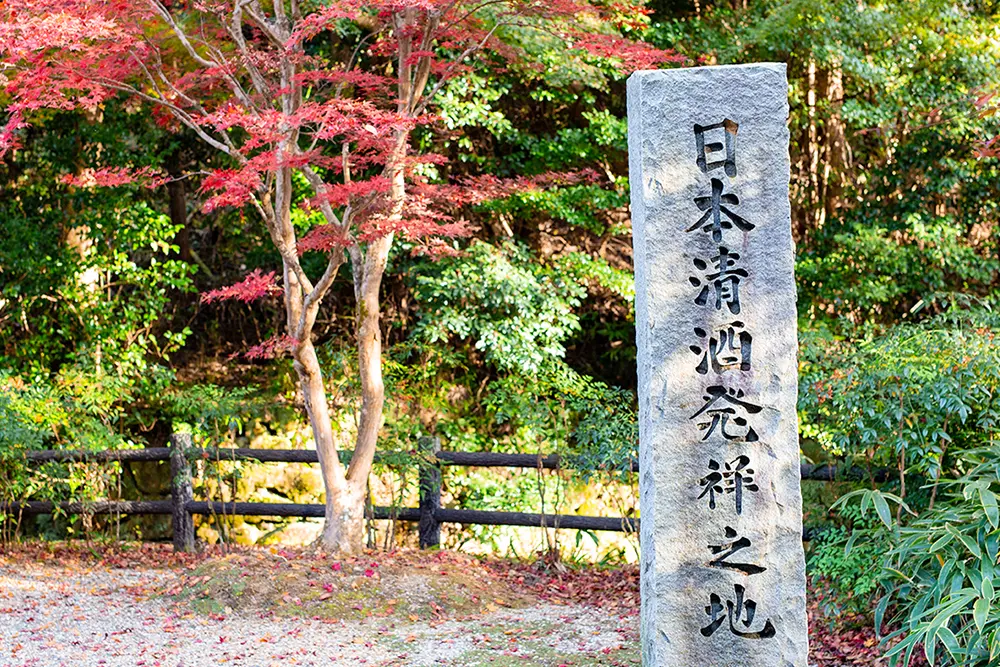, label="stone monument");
[627,63,809,666]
